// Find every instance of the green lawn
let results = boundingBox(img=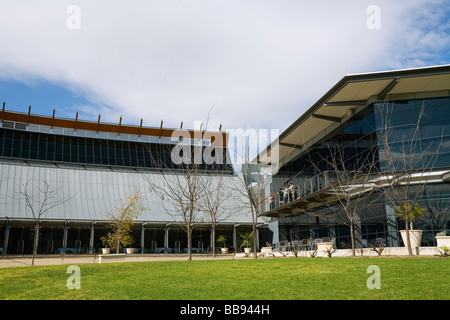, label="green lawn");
[0,257,448,300]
